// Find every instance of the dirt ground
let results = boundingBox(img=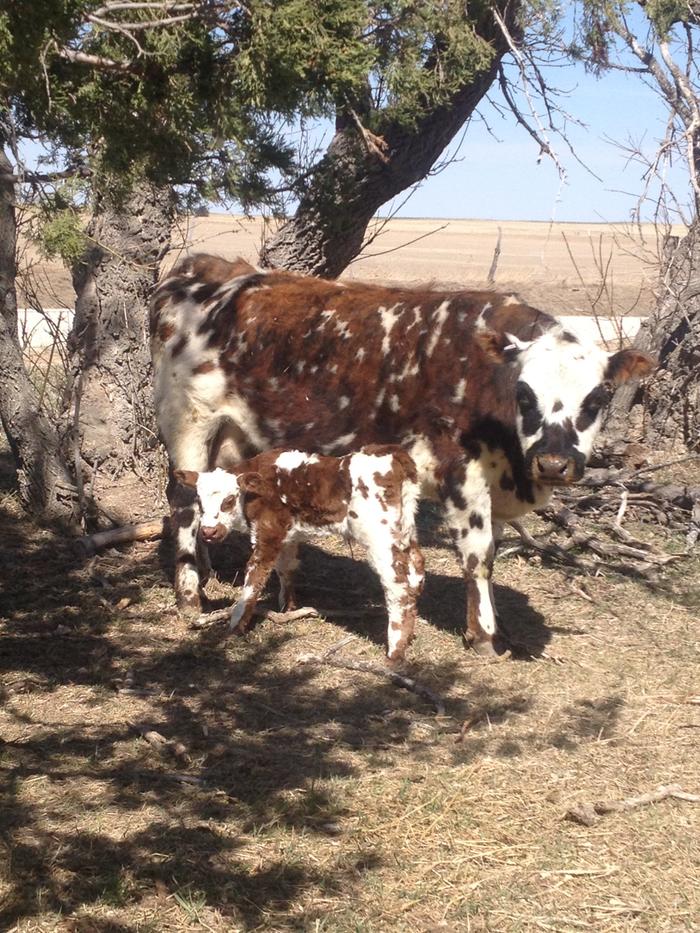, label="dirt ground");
[1,438,699,931]
[20,214,680,316]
